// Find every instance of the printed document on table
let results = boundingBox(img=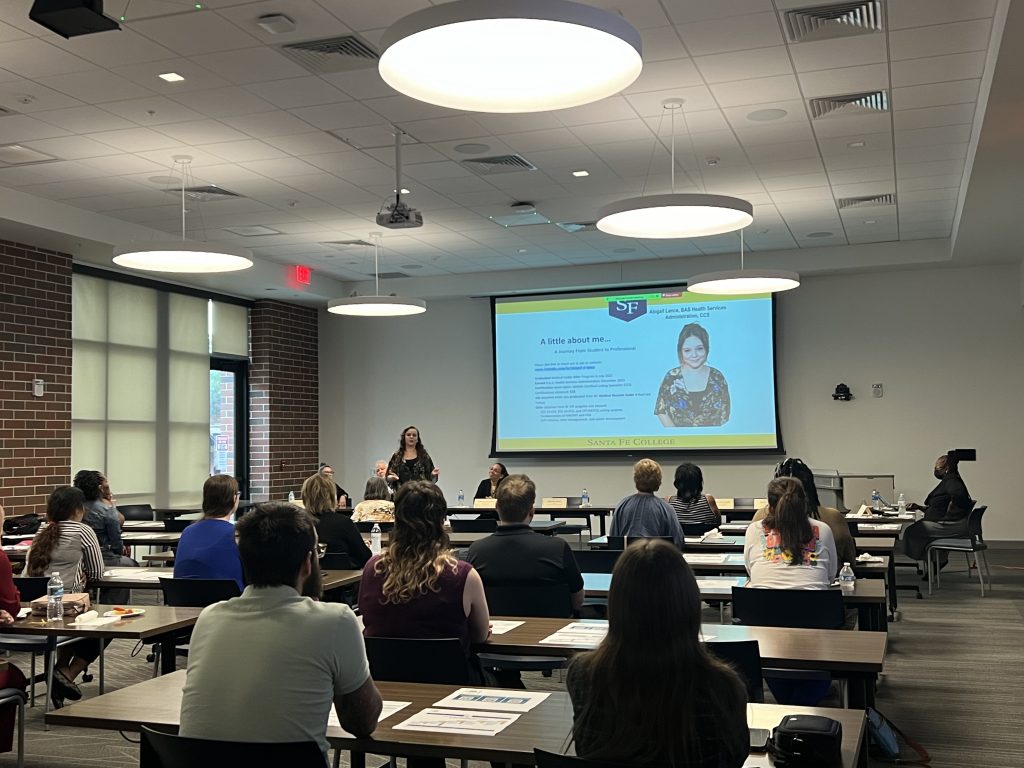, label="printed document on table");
[434,688,550,713]
[329,701,411,728]
[489,620,524,635]
[393,708,520,736]
[695,579,736,591]
[684,553,727,564]
[539,622,608,646]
